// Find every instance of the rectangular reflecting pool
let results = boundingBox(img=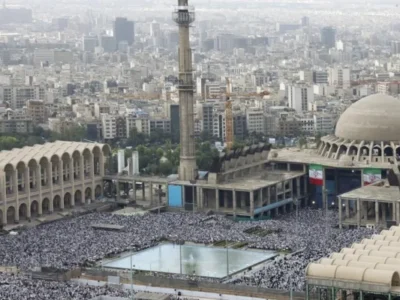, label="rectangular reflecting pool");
[103,243,277,278]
